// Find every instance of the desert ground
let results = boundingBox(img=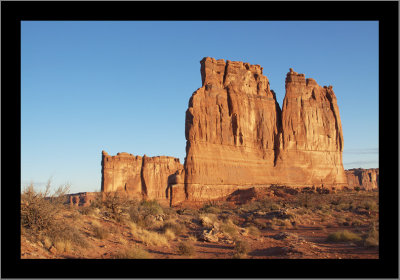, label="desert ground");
[21,186,378,259]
